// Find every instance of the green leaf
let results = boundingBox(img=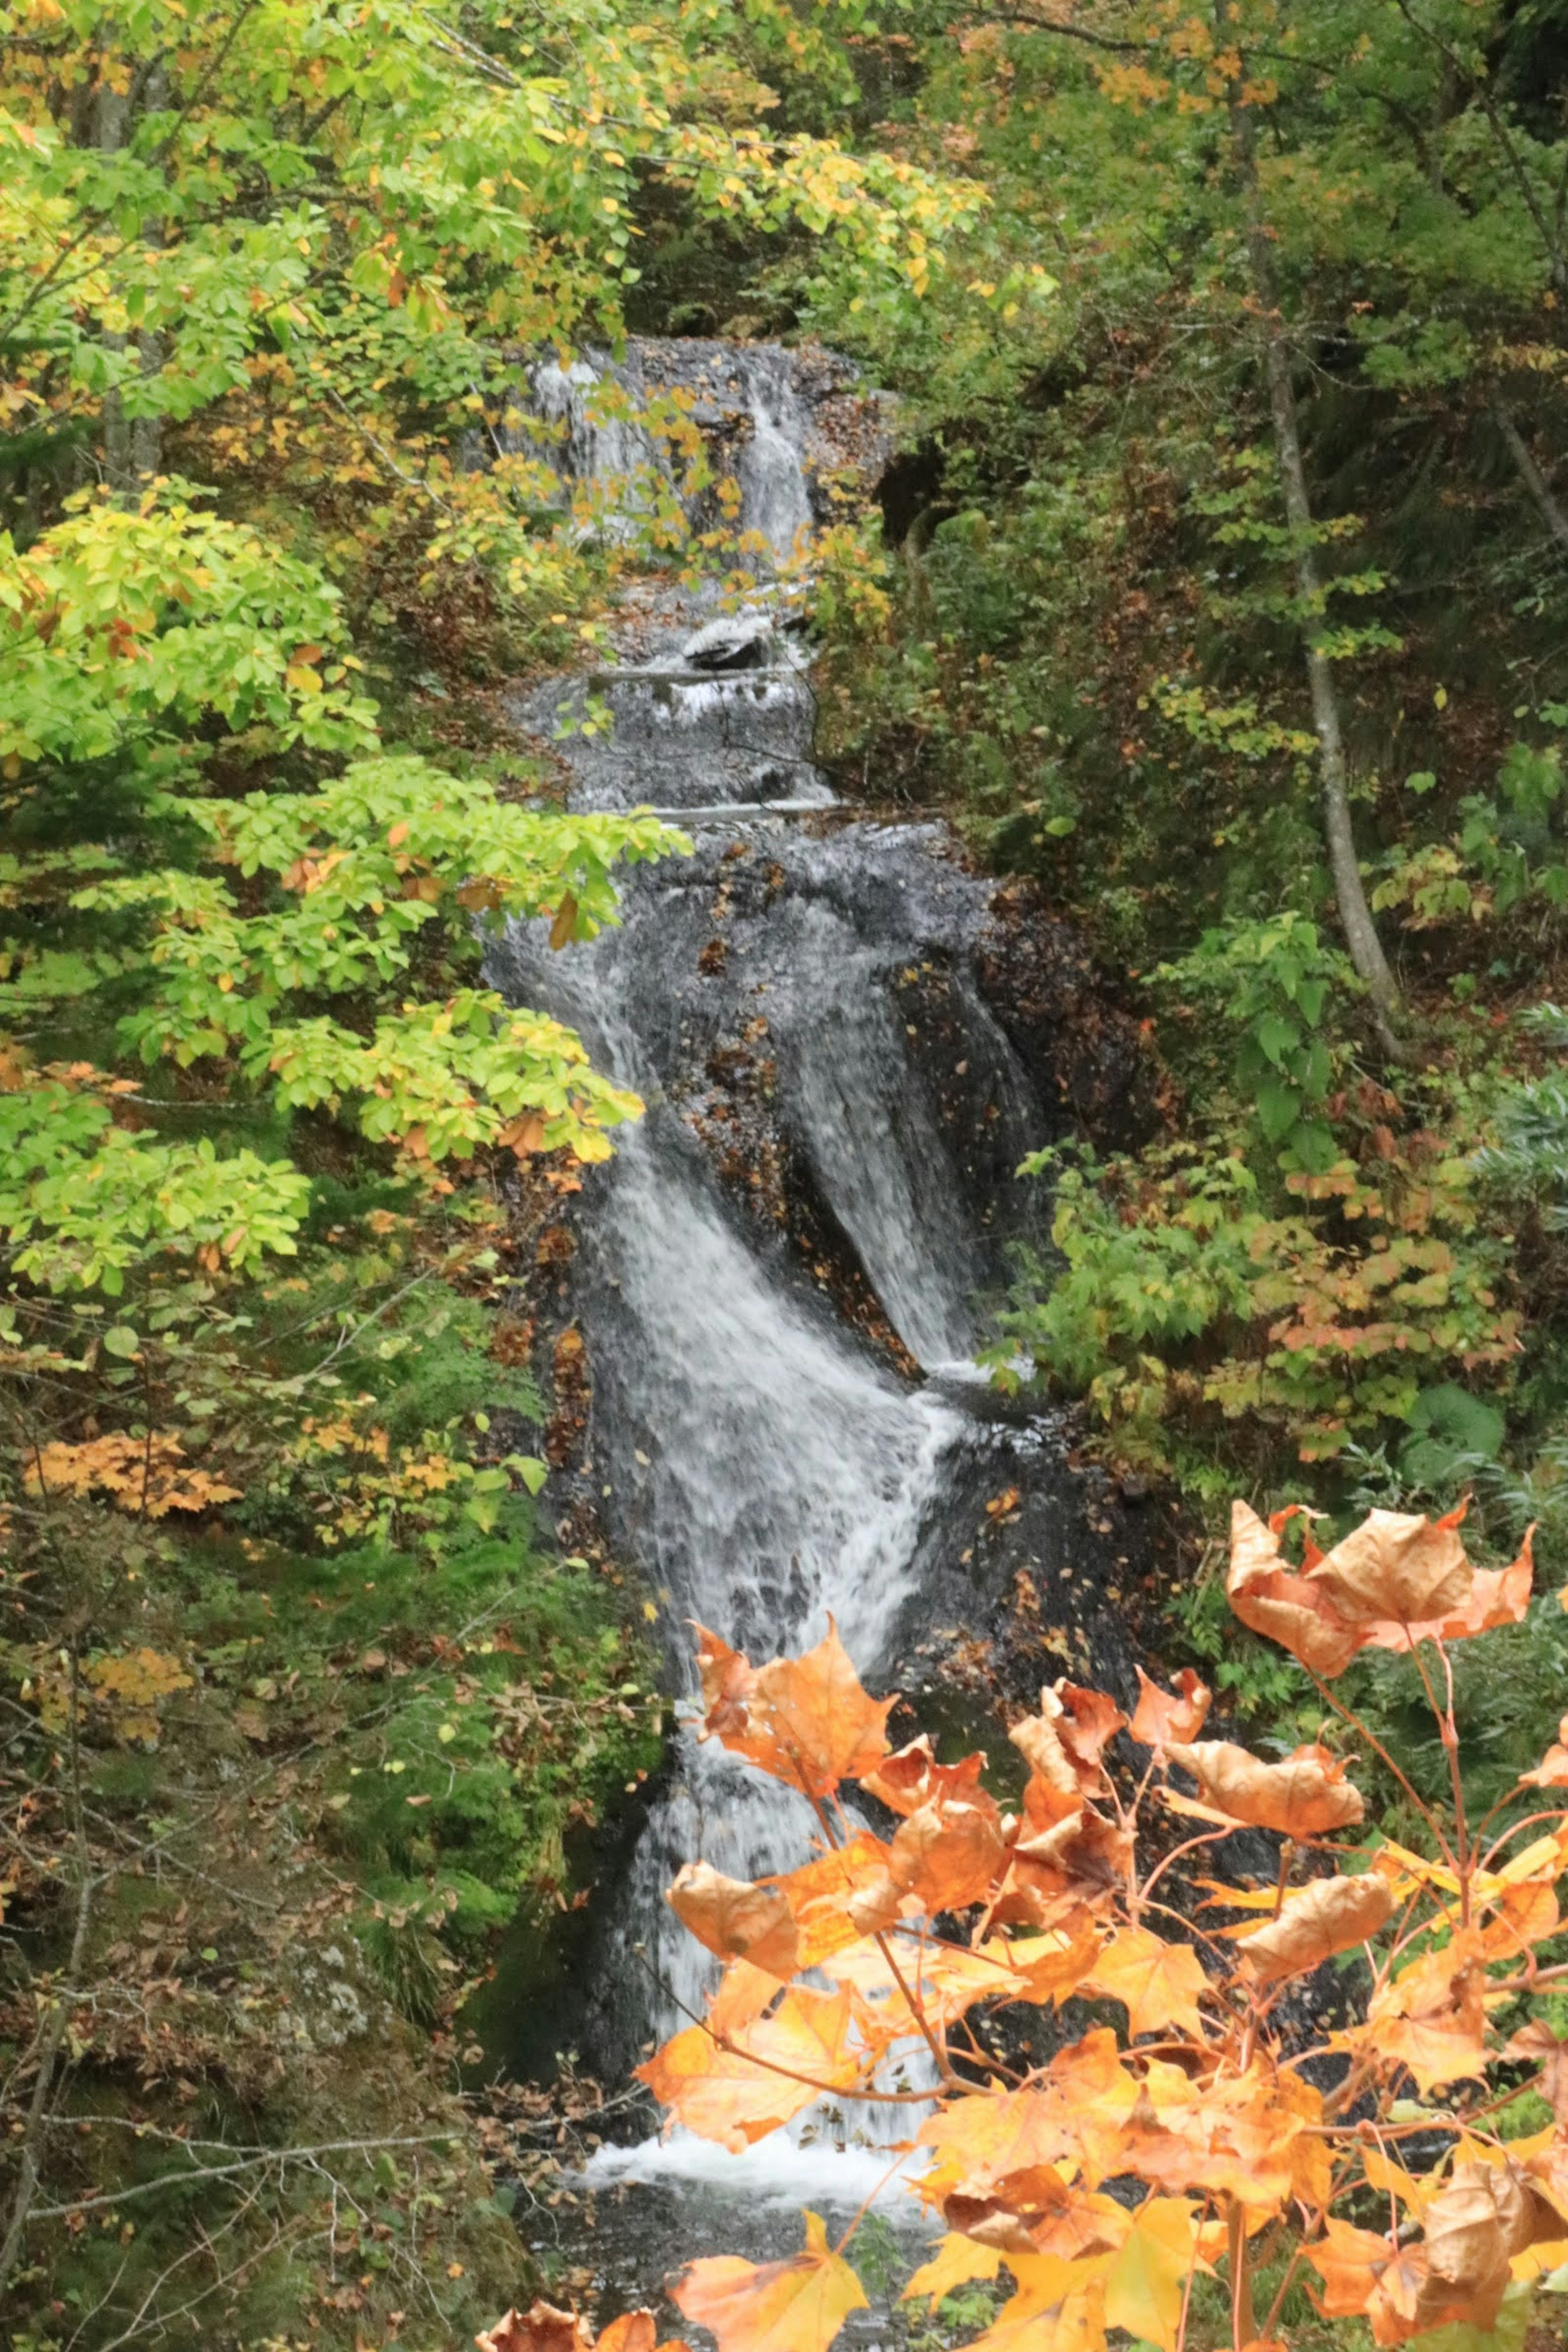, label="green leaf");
[1256,1079,1301,1143]
[1254,1013,1299,1067]
[102,1325,142,1358]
